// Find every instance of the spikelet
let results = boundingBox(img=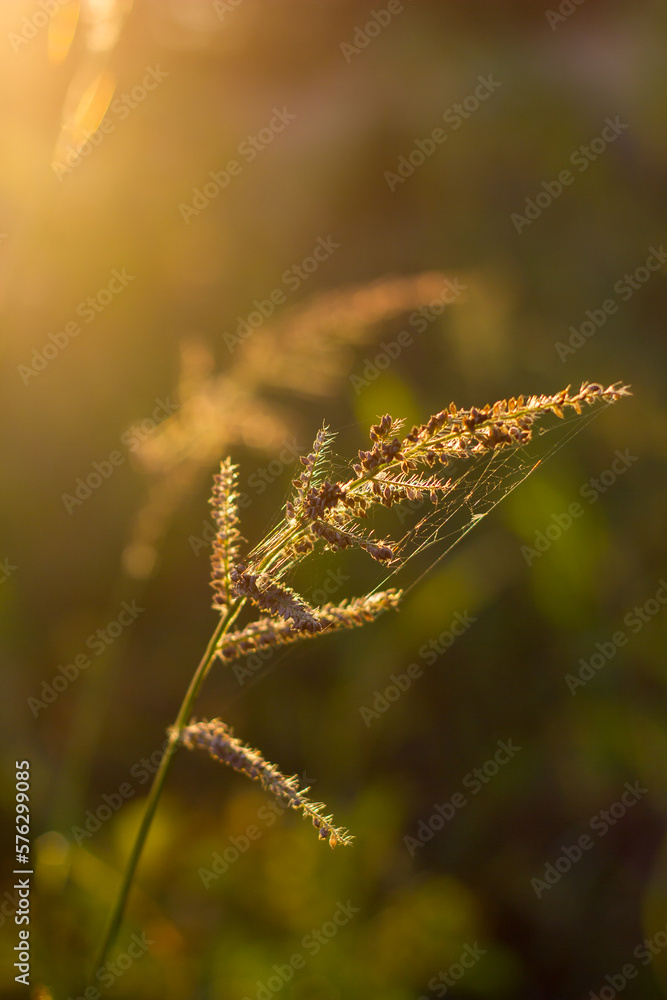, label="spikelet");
[289,424,337,514]
[248,383,631,581]
[391,381,631,469]
[345,382,632,485]
[309,520,396,562]
[209,459,244,614]
[215,589,402,662]
[367,471,450,507]
[230,564,322,632]
[174,720,354,848]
